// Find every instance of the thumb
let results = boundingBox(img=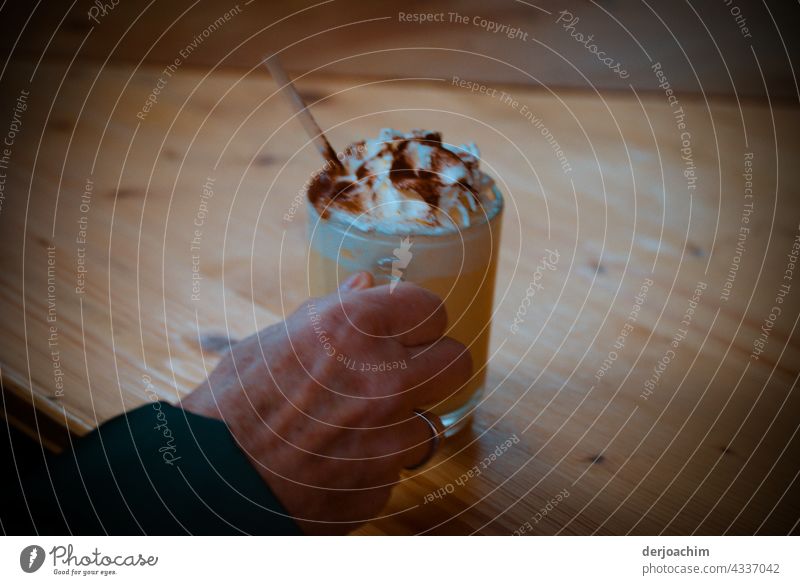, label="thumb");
[338,271,374,292]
